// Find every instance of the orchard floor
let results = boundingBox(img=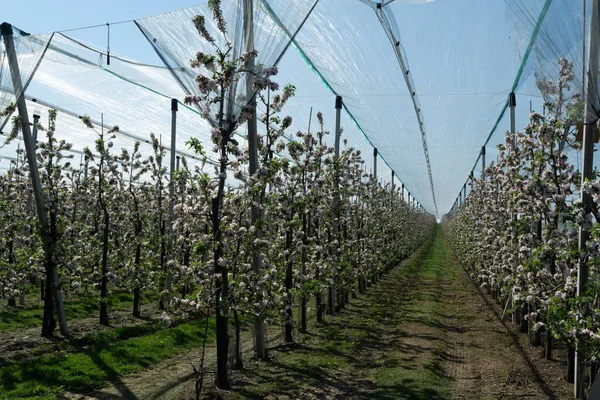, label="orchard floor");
[75,226,573,400]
